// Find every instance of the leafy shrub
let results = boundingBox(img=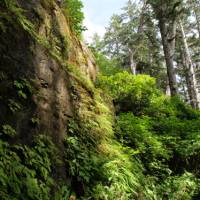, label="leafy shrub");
[98,72,160,115]
[88,143,143,200]
[116,113,170,159]
[0,135,56,199]
[157,172,199,200]
[1,124,16,137]
[64,135,102,184]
